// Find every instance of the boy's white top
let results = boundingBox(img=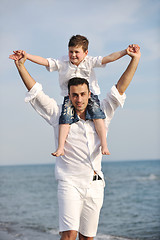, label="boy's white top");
[25,82,126,188]
[46,55,106,96]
